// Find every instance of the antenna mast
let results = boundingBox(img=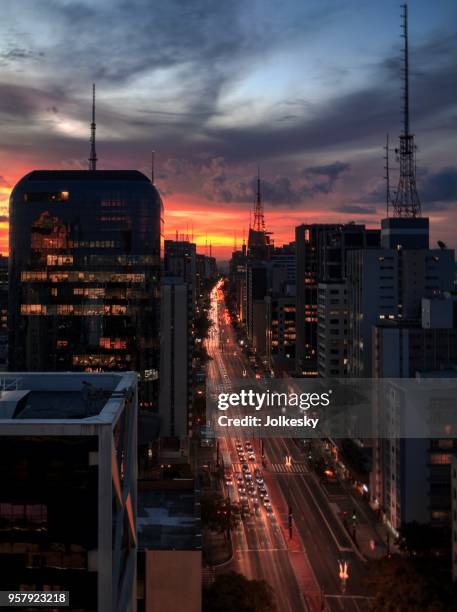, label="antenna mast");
[151,150,155,184]
[392,2,421,218]
[384,134,392,217]
[88,83,97,171]
[253,167,265,231]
